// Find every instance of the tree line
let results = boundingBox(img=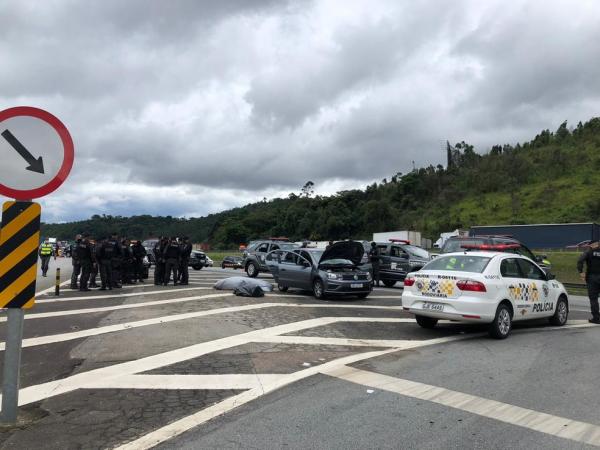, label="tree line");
[42,117,600,248]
